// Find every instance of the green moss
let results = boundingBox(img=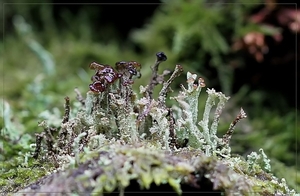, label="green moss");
[14,143,297,195]
[0,158,54,193]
